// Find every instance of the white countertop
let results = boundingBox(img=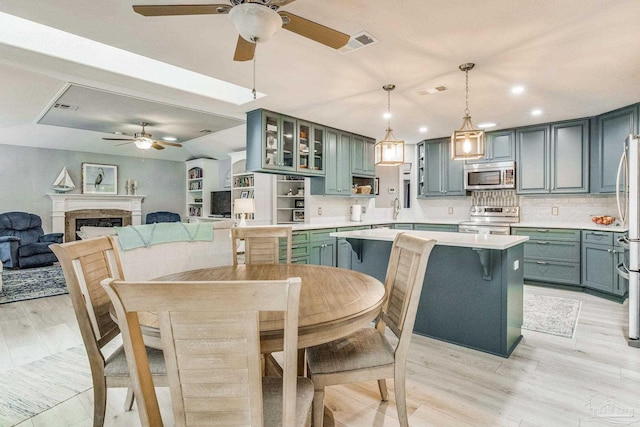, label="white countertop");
[513,221,628,233]
[330,228,529,250]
